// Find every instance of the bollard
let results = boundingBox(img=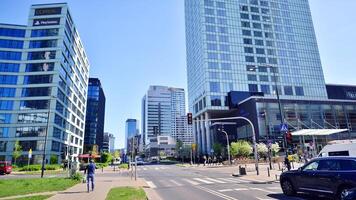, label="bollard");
[292,162,295,169]
[278,162,281,170]
[267,167,270,177]
[102,166,103,172]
